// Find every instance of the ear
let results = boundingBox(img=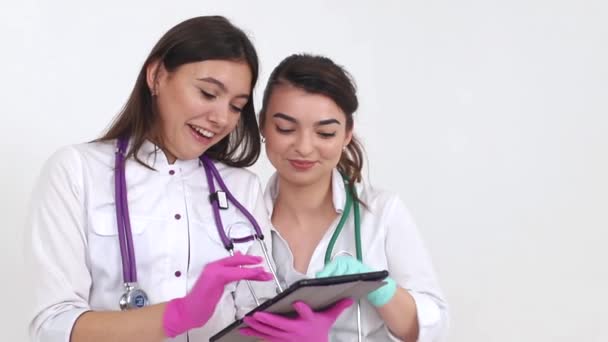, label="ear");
[344,127,353,148]
[260,125,266,139]
[259,114,269,138]
[145,60,164,95]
